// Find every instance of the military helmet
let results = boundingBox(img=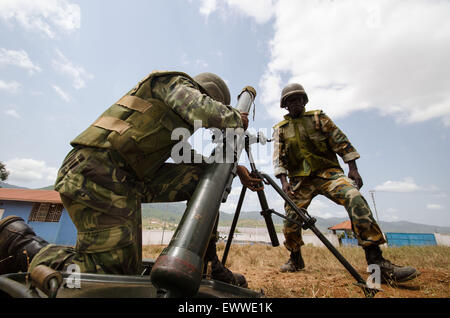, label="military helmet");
[280,83,309,108]
[193,72,231,105]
